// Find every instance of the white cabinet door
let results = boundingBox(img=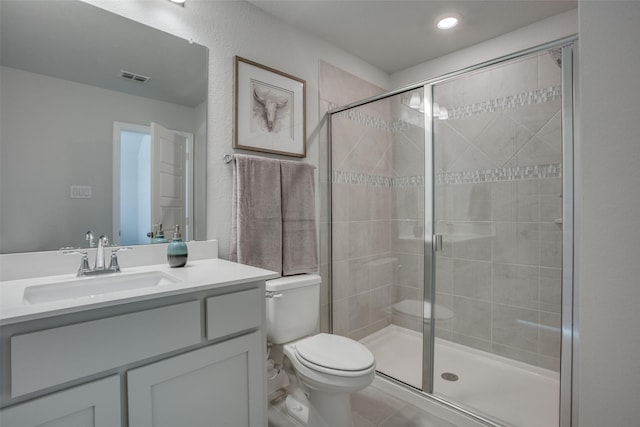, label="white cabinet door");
[0,376,121,427]
[128,331,265,427]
